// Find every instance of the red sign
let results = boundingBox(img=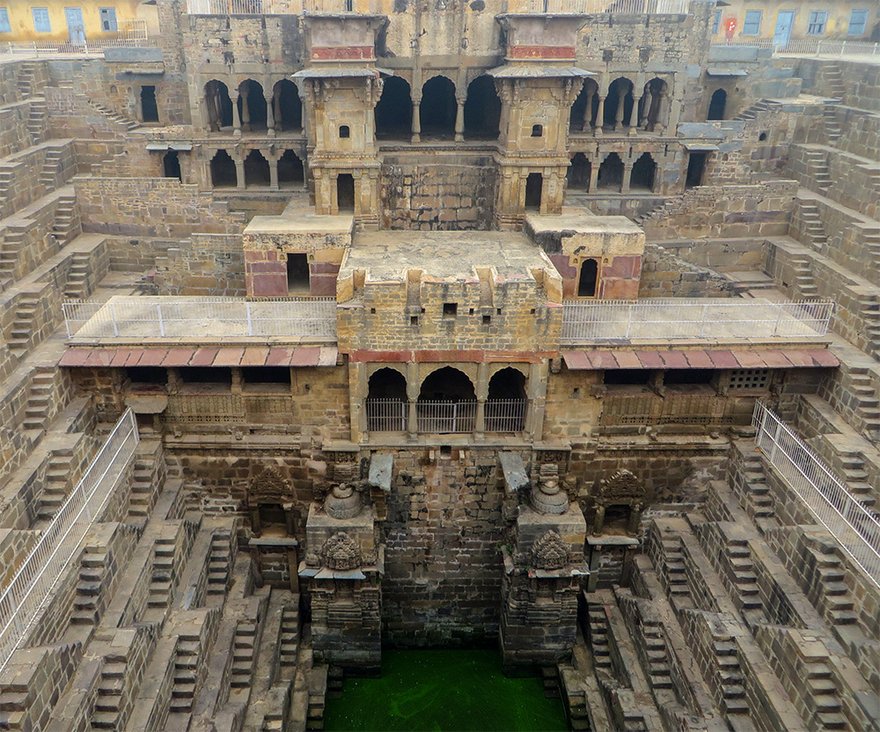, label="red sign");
[724,16,738,41]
